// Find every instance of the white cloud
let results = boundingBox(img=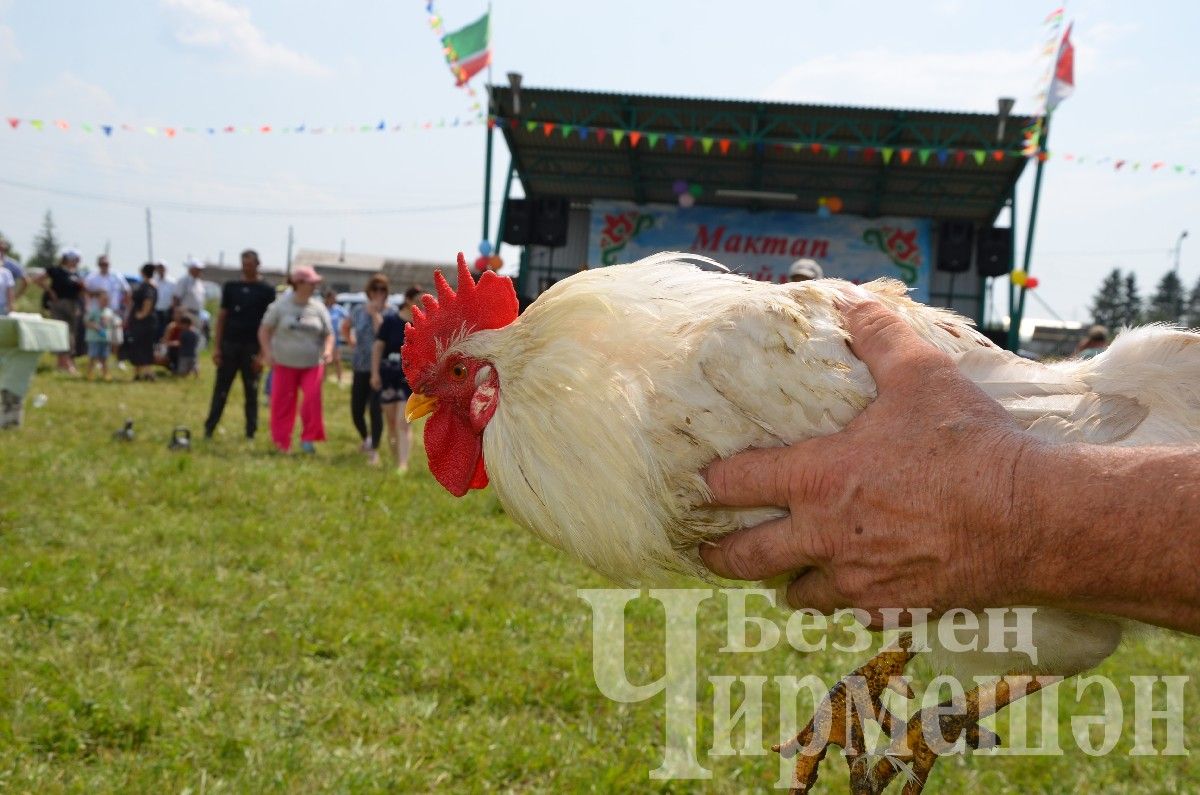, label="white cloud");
[161,0,329,77]
[761,47,1043,113]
